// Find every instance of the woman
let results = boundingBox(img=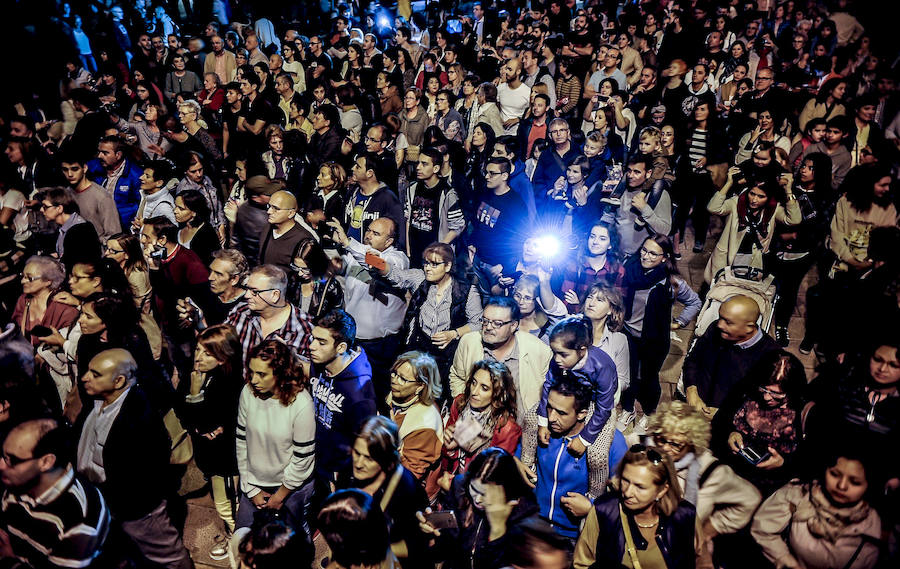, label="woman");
[319,489,398,569]
[259,124,297,183]
[198,72,225,116]
[433,90,464,143]
[236,340,316,539]
[849,95,883,168]
[582,284,630,404]
[280,41,306,95]
[164,53,202,102]
[711,351,806,497]
[798,77,847,132]
[734,107,792,165]
[397,87,429,173]
[561,221,625,312]
[573,444,699,569]
[286,238,343,320]
[13,256,78,345]
[705,167,801,283]
[454,74,481,135]
[171,99,223,163]
[422,74,441,120]
[335,43,364,88]
[555,57,582,118]
[767,153,833,346]
[104,232,162,358]
[717,40,749,84]
[377,71,403,117]
[465,123,496,195]
[381,242,482,392]
[787,117,827,168]
[419,448,539,569]
[126,80,163,121]
[464,83,503,151]
[512,274,567,344]
[306,161,347,239]
[395,48,416,91]
[438,361,521,489]
[751,449,882,569]
[336,84,363,137]
[337,415,428,566]
[619,235,701,433]
[114,103,171,159]
[446,63,464,98]
[174,189,221,266]
[174,152,226,242]
[648,402,761,548]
